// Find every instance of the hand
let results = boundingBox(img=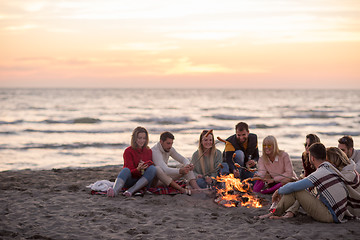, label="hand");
[205,176,212,185]
[137,161,148,171]
[246,160,256,168]
[272,189,281,203]
[264,178,274,184]
[233,169,240,178]
[186,164,194,171]
[197,174,203,179]
[180,166,190,175]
